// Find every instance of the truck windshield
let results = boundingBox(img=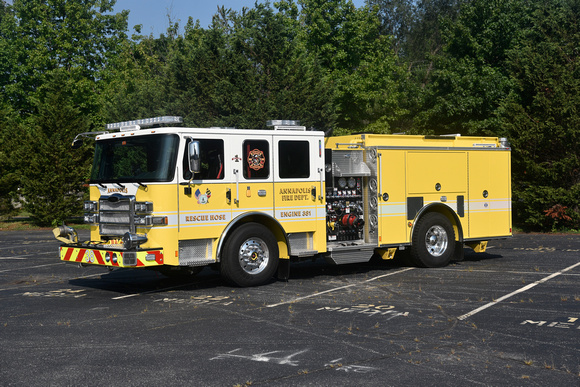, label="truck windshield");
[90,134,179,183]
